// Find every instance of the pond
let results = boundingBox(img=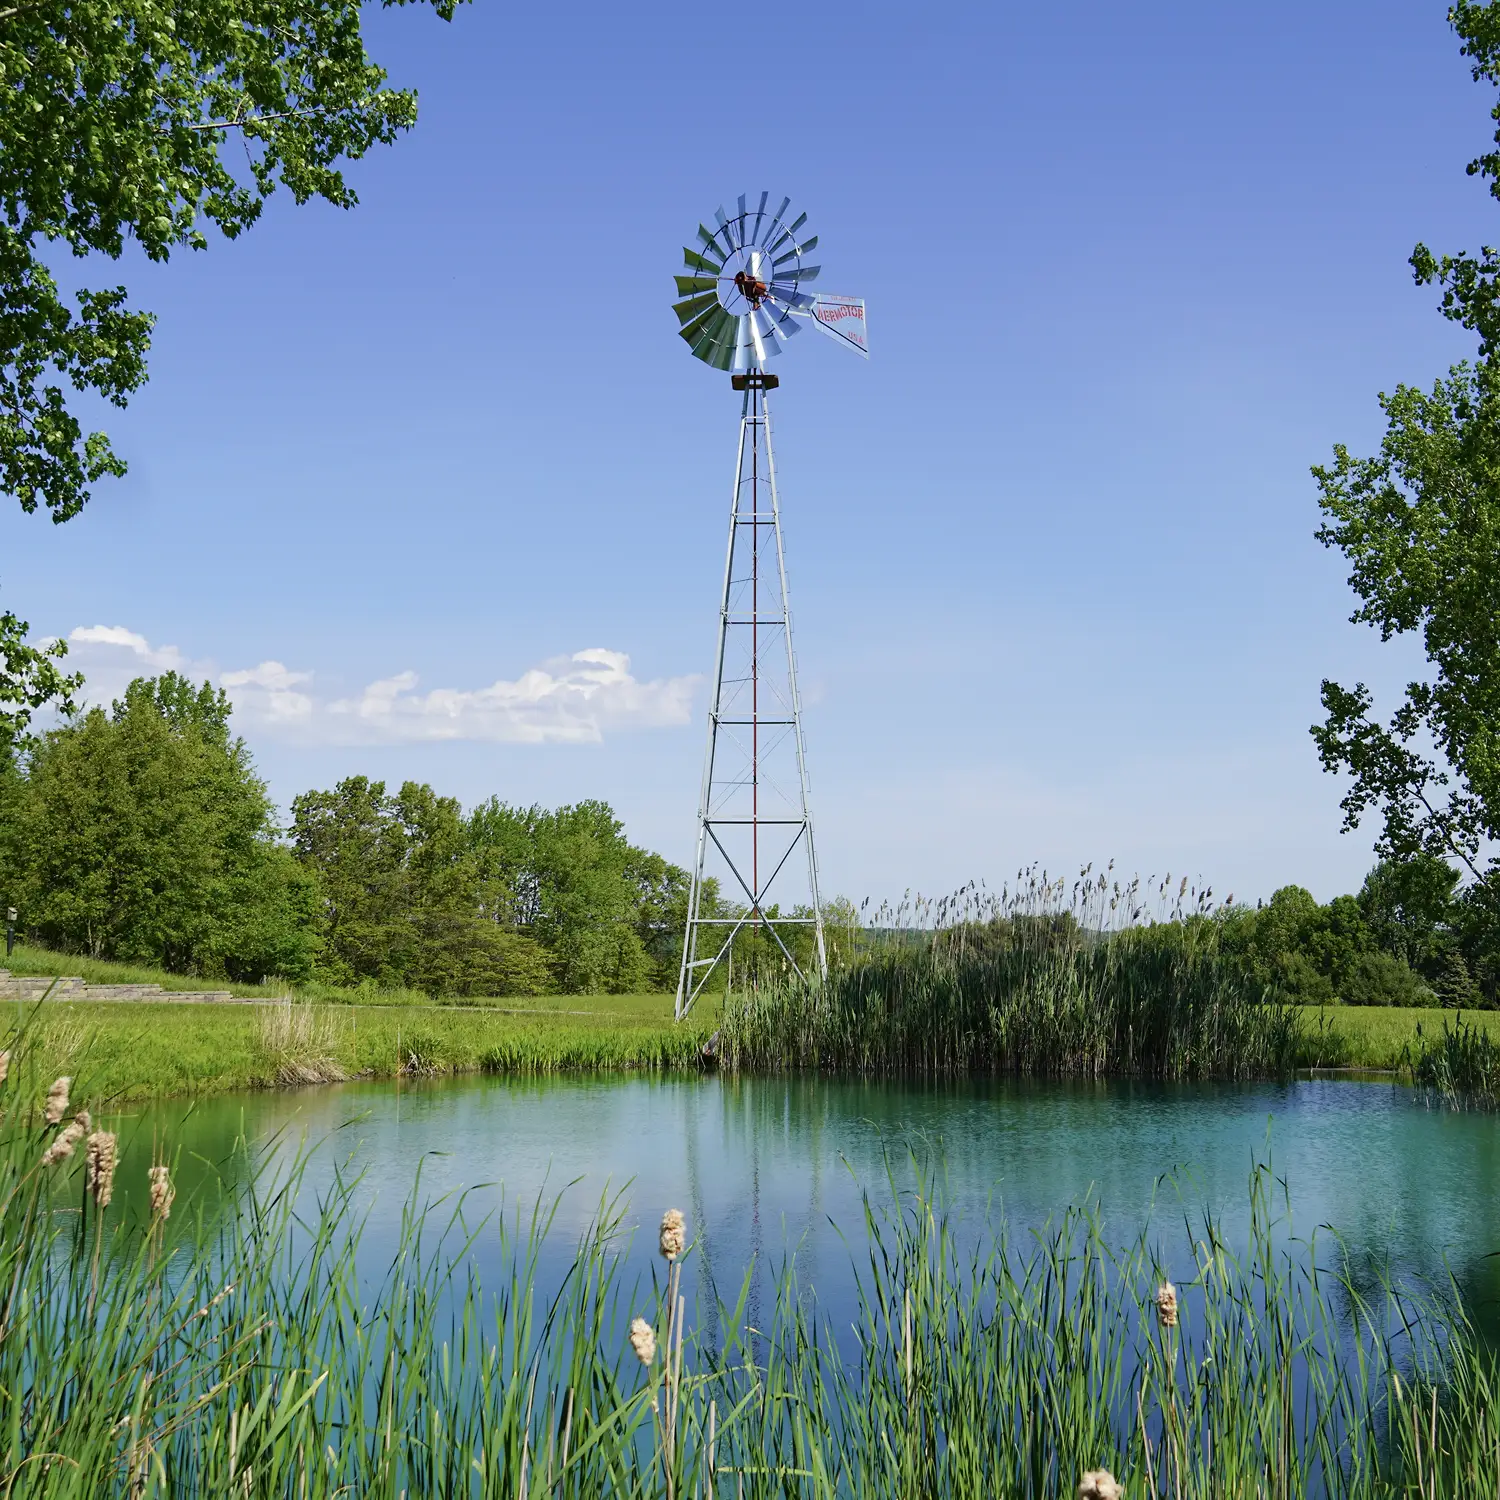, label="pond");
[101,1072,1500,1343]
